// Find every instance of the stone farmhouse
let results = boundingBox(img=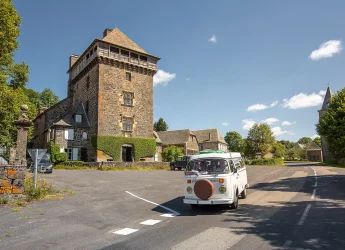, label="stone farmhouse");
[295,142,322,162]
[318,86,334,162]
[33,27,160,162]
[156,128,228,156]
